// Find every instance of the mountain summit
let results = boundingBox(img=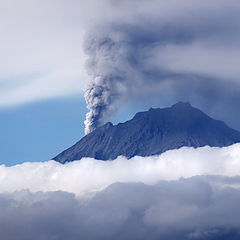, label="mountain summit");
[53,102,240,163]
